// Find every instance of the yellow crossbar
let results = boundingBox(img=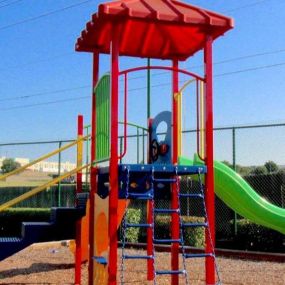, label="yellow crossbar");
[0,164,90,212]
[0,135,90,181]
